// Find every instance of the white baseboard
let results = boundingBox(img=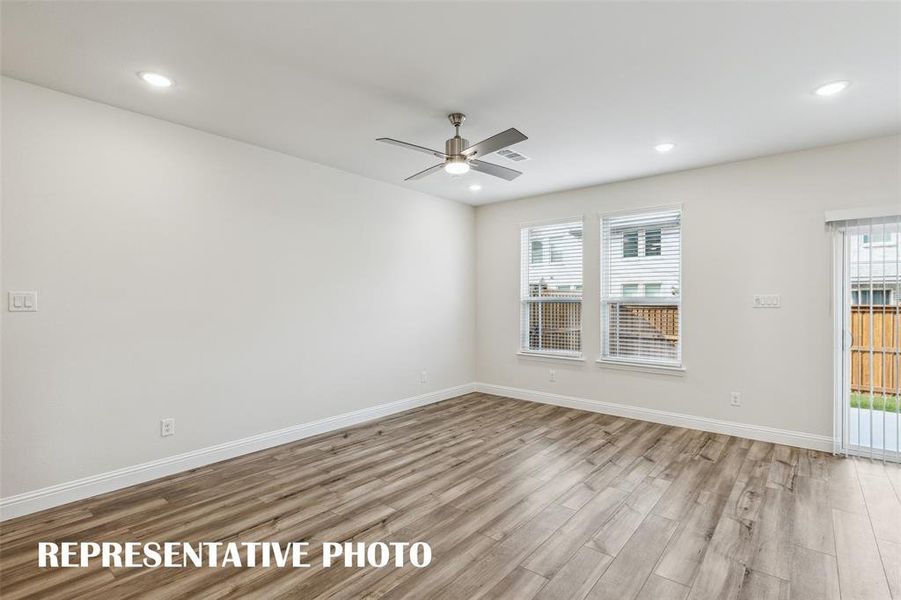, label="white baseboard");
[475,382,833,452]
[0,383,475,521]
[1,381,833,521]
